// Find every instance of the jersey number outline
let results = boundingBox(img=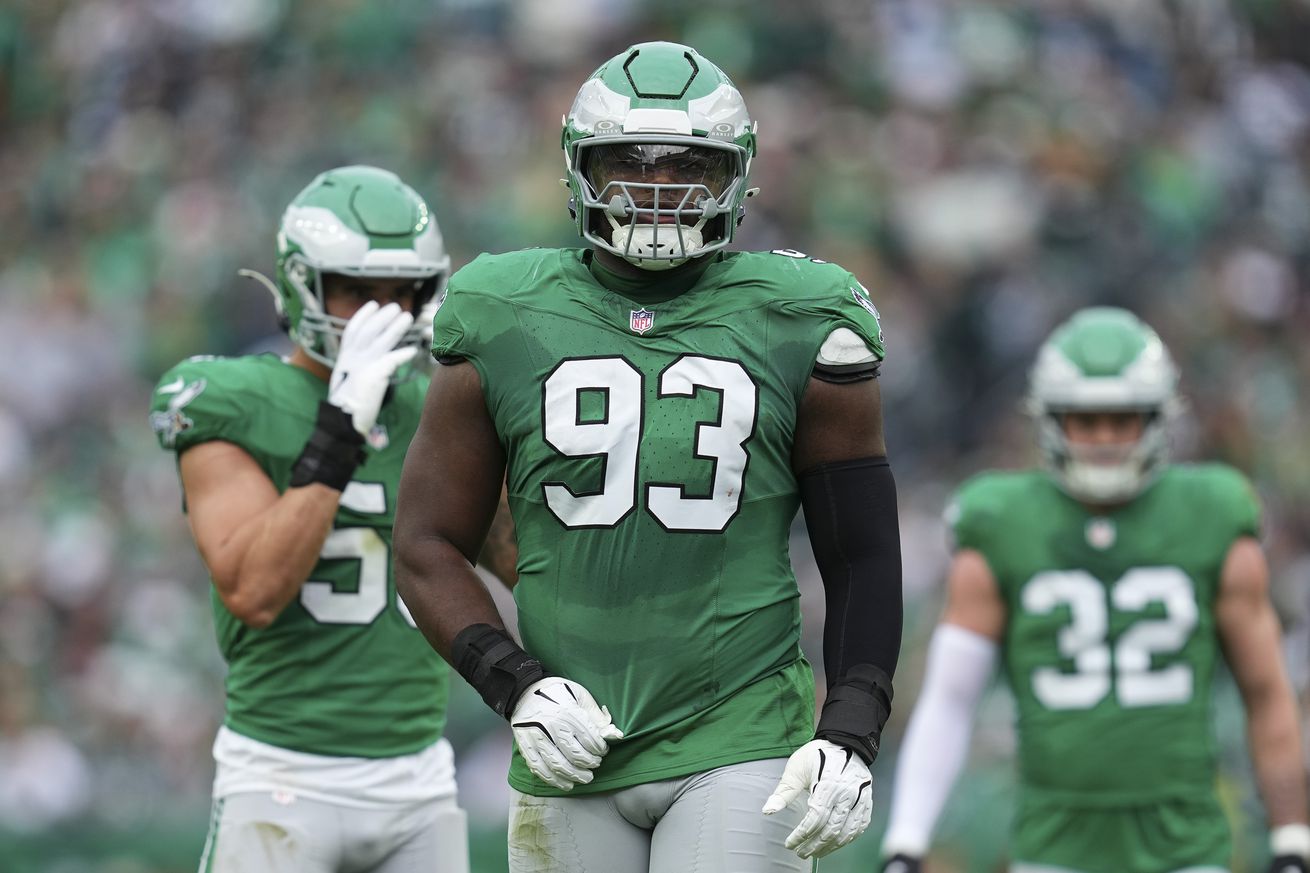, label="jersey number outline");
[541,355,759,532]
[1021,566,1197,710]
[300,482,418,627]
